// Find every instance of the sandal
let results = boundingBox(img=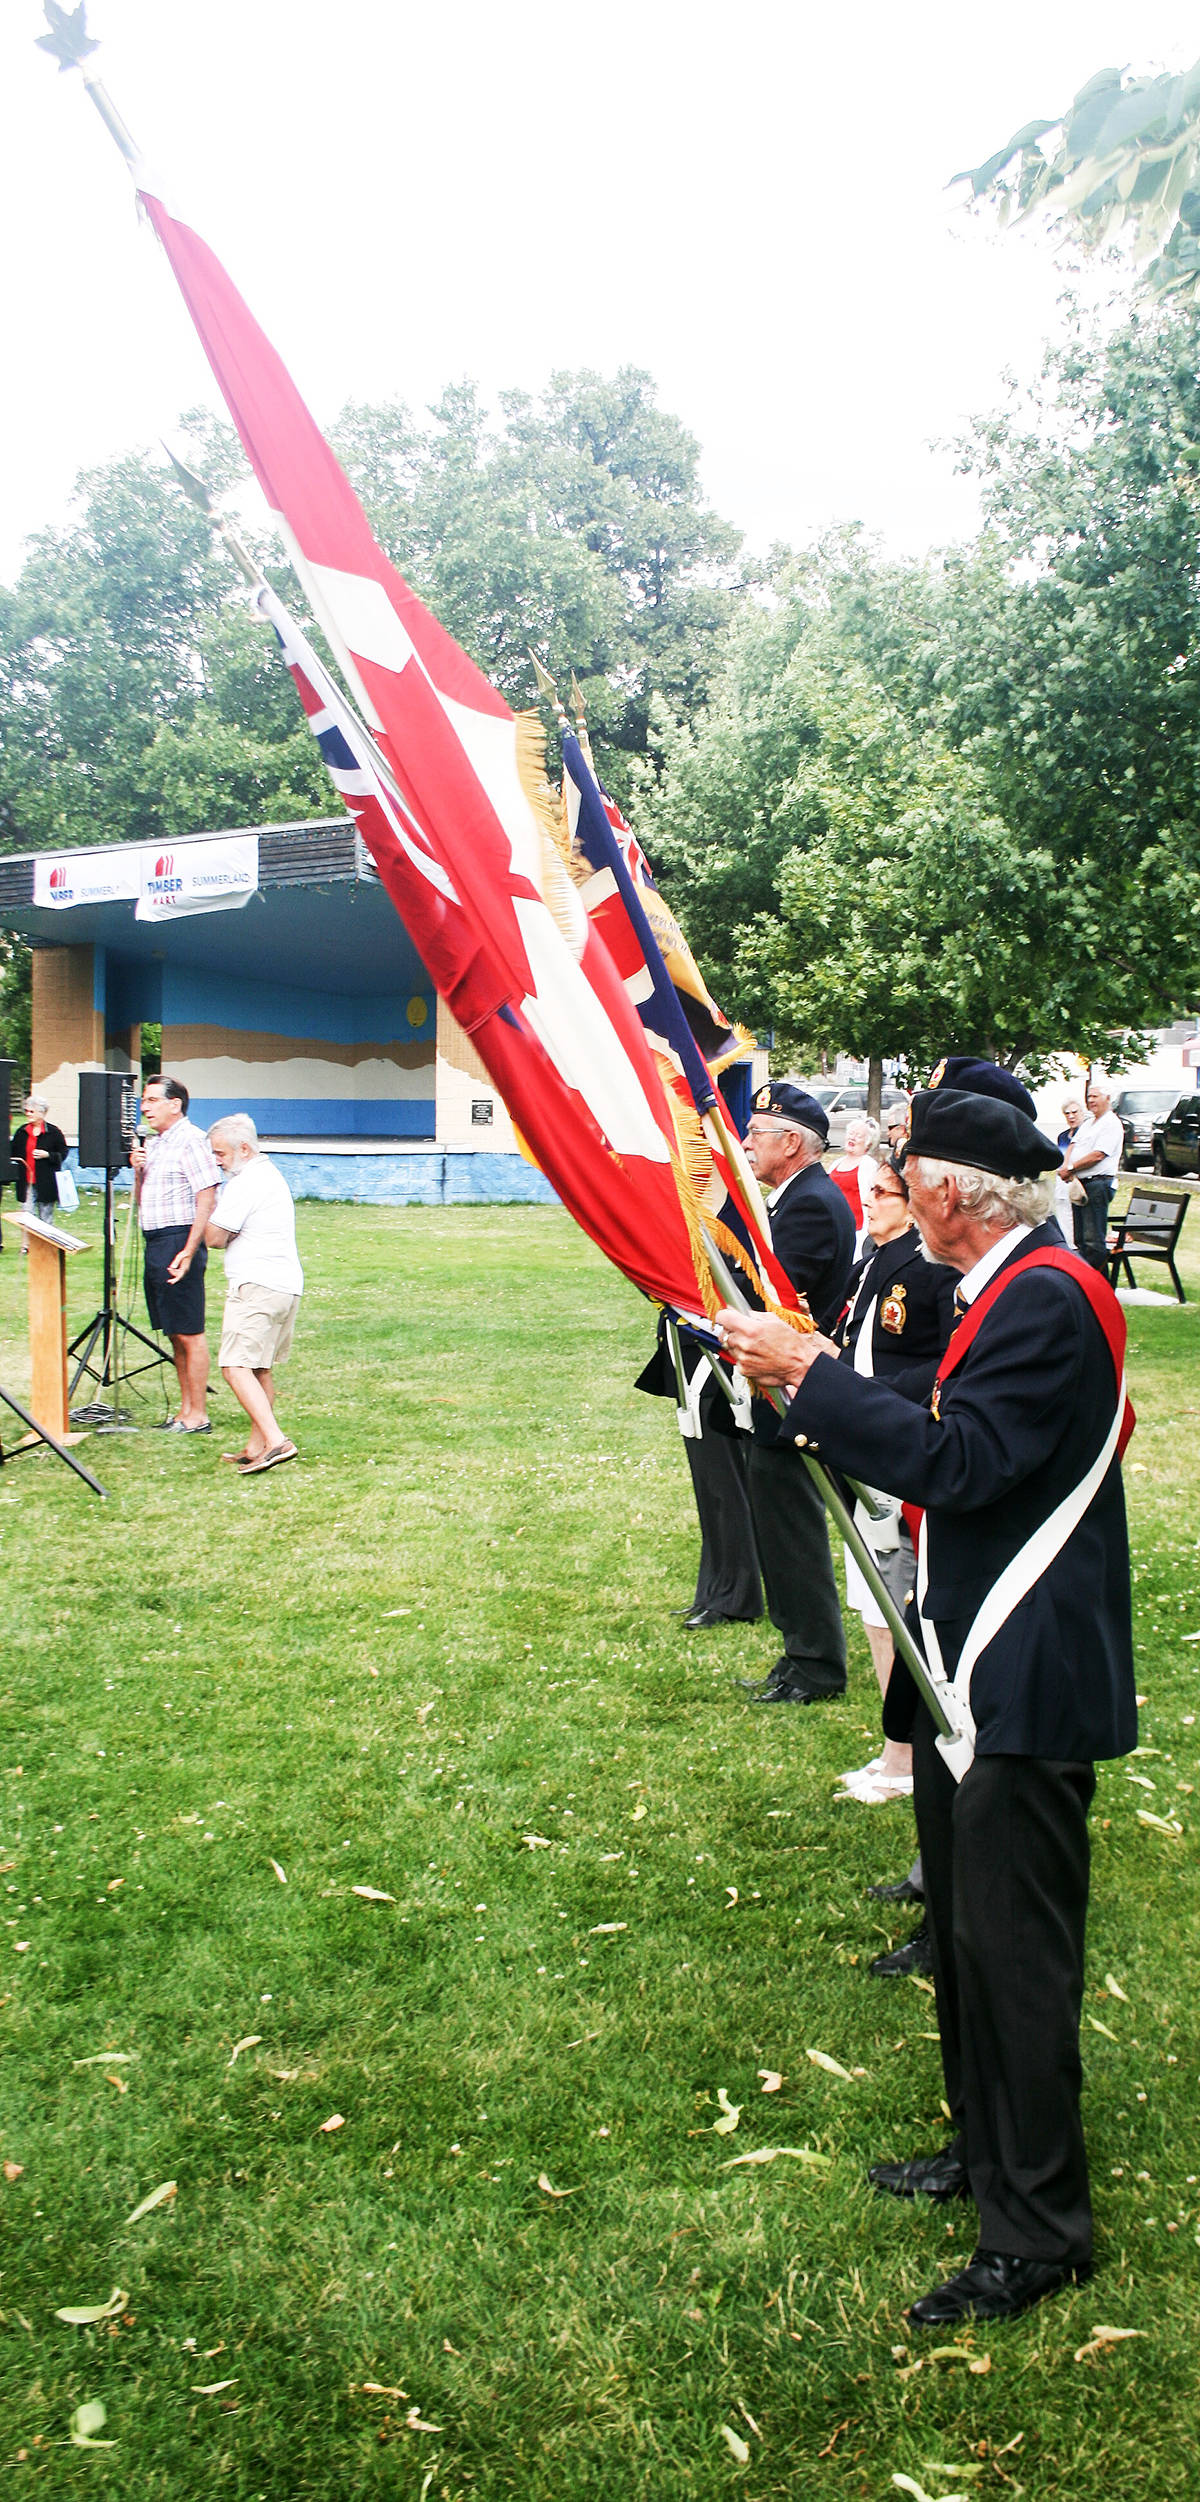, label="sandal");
[238,1440,298,1475]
